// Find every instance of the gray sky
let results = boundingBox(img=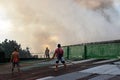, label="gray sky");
[0,0,120,53]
